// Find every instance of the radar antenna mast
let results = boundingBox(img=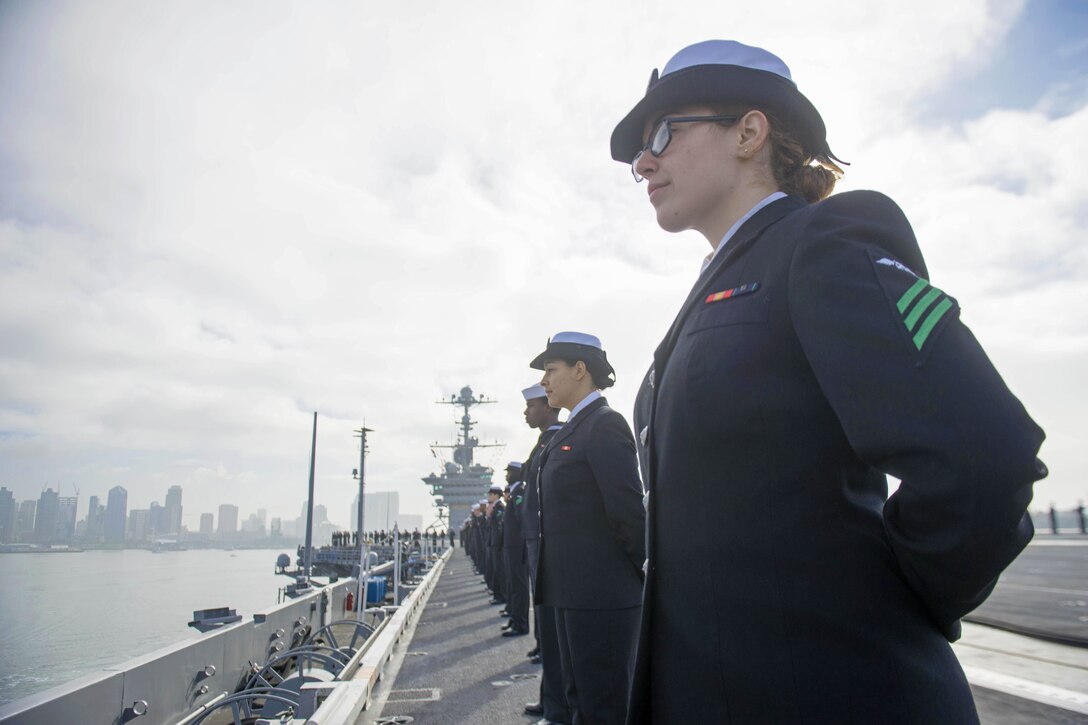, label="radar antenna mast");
[430,385,501,470]
[422,385,503,527]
